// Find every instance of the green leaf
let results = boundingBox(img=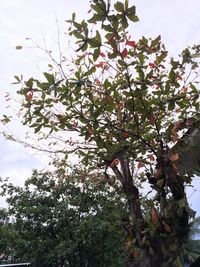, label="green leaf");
[43,72,54,84]
[93,48,100,61]
[15,45,22,50]
[121,17,128,29]
[128,14,139,22]
[114,2,124,12]
[34,125,42,133]
[178,198,186,208]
